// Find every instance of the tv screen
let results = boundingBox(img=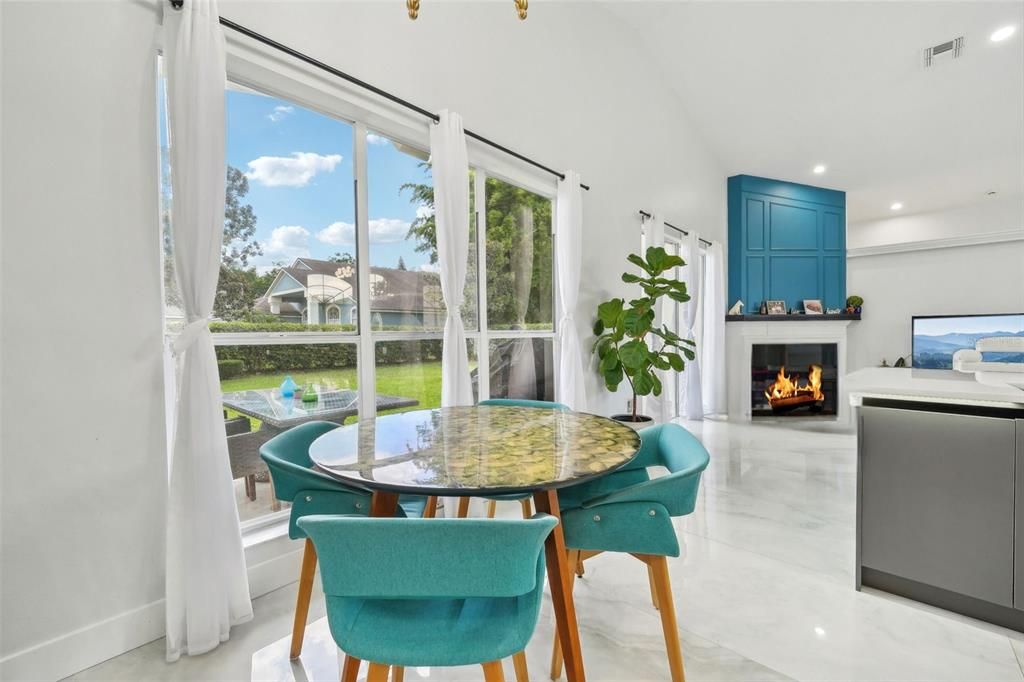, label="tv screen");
[912,313,1024,369]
